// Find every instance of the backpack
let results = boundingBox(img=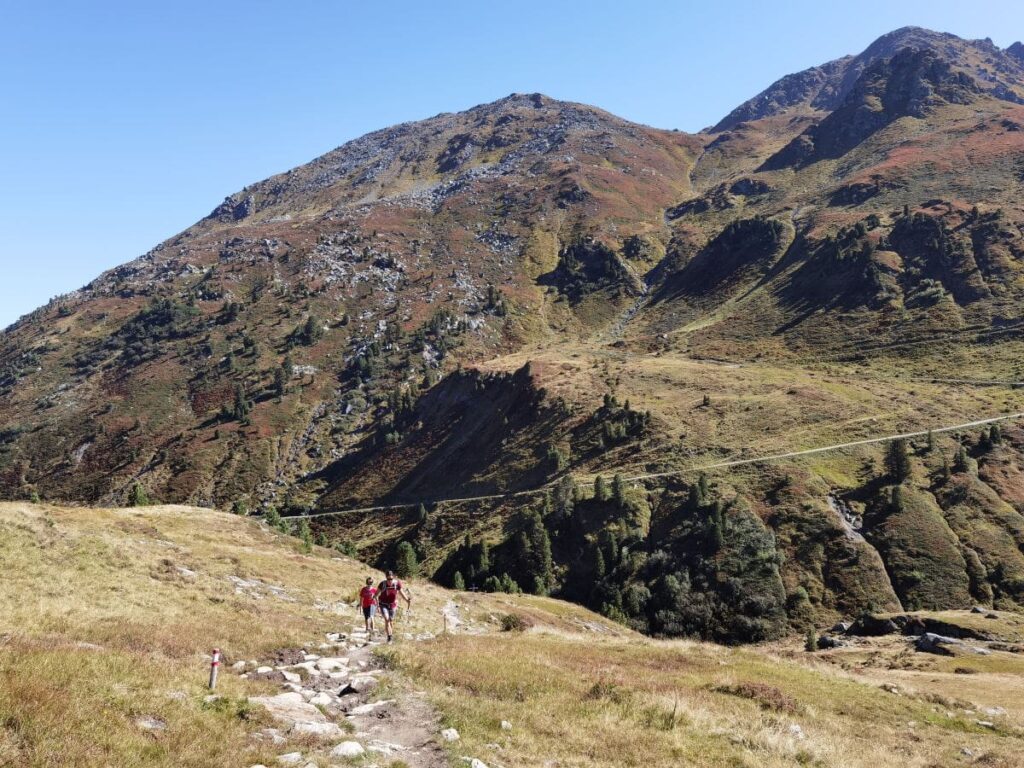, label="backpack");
[379,579,401,604]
